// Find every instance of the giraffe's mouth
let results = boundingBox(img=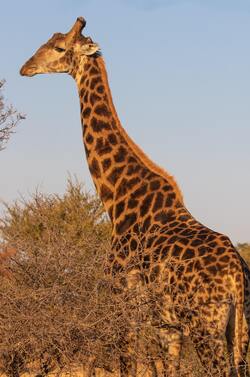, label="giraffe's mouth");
[20,65,38,77]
